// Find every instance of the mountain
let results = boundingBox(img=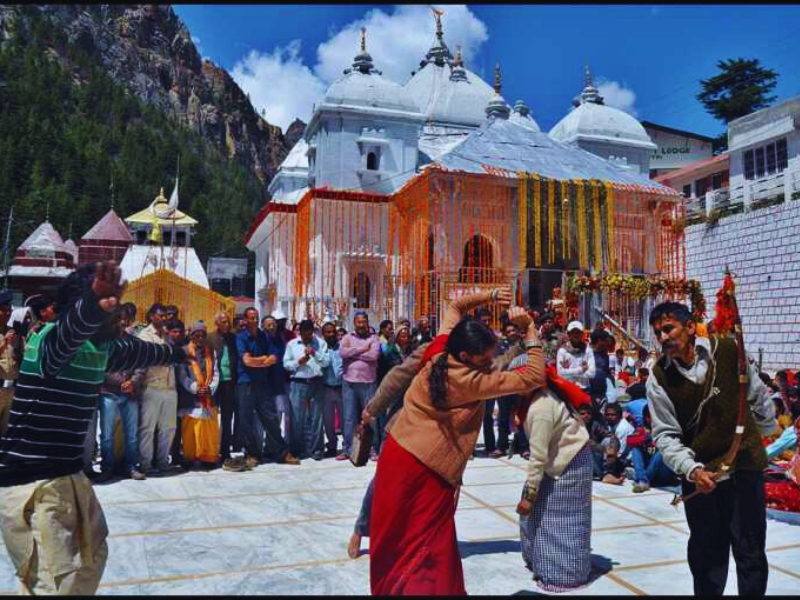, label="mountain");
[0,4,306,262]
